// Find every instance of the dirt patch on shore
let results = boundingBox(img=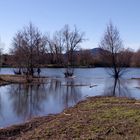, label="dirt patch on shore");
[1,96,140,139]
